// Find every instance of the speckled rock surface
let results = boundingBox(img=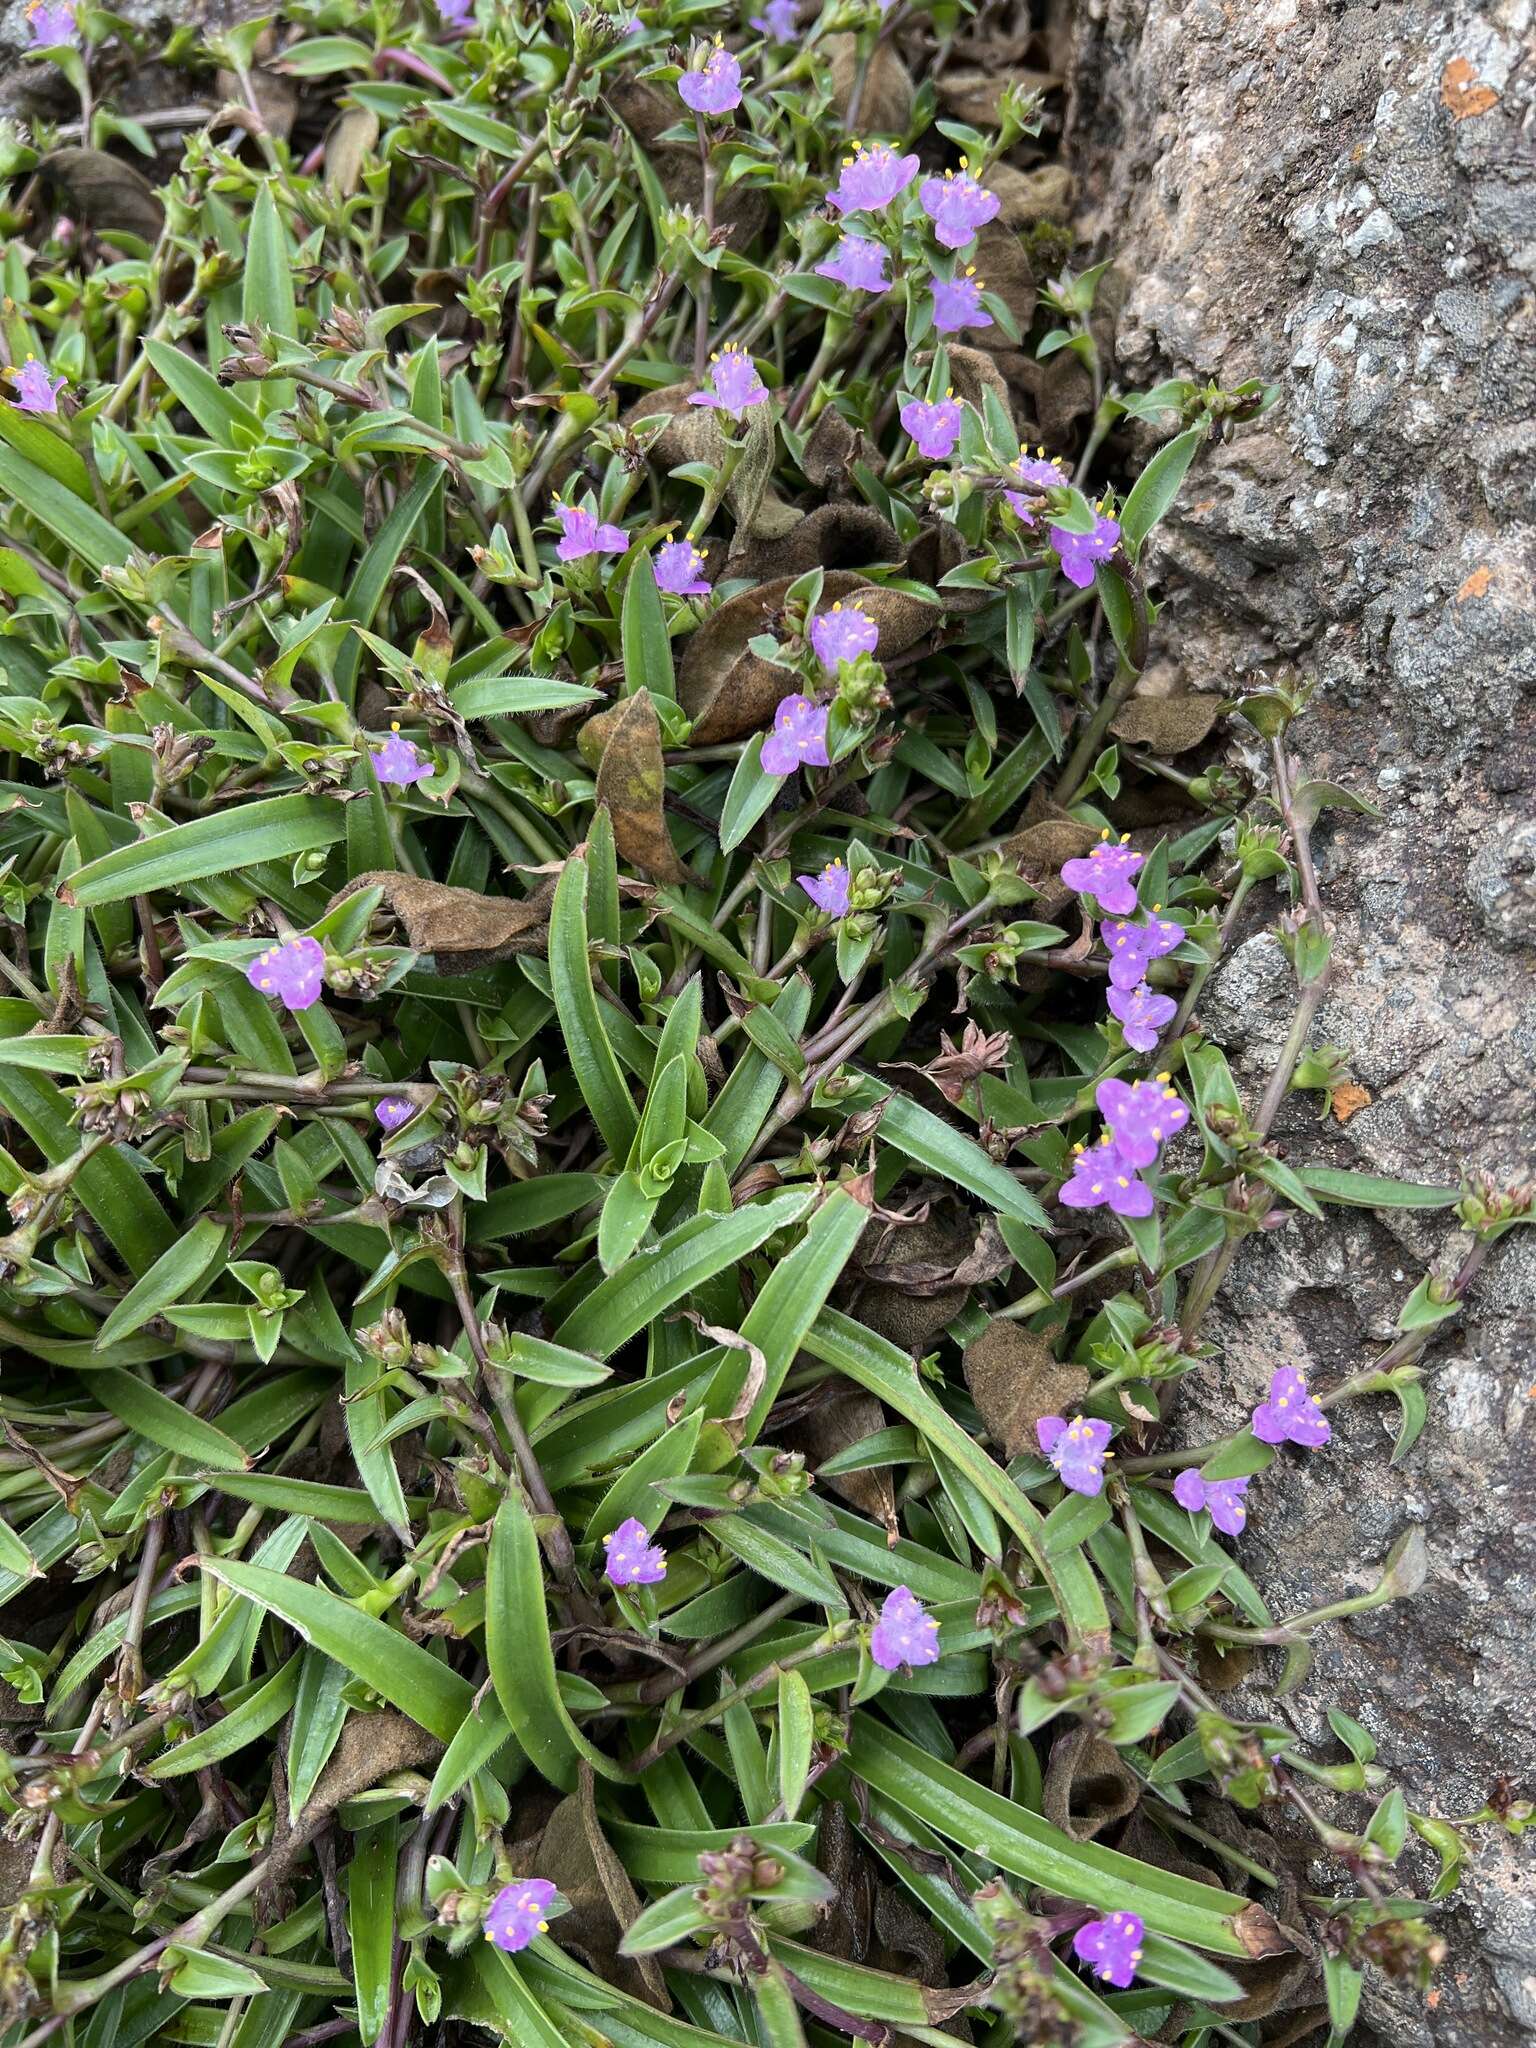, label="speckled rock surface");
[1059,0,1535,2041]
